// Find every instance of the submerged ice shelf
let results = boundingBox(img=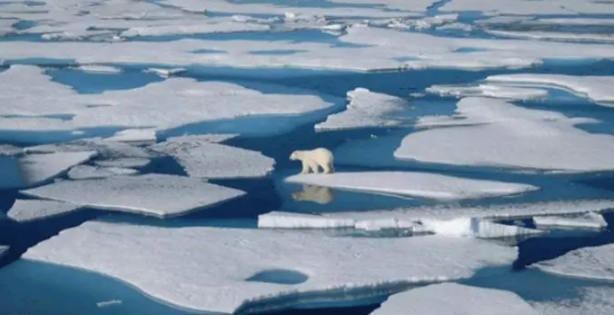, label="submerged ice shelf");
[22,218,516,314]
